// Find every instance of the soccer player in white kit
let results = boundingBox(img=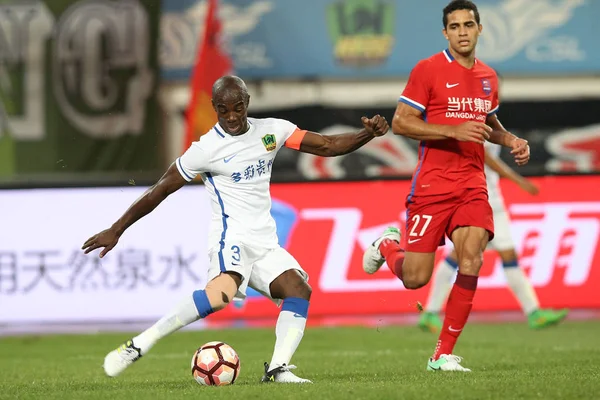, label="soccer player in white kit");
[418,142,569,332]
[82,76,390,383]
